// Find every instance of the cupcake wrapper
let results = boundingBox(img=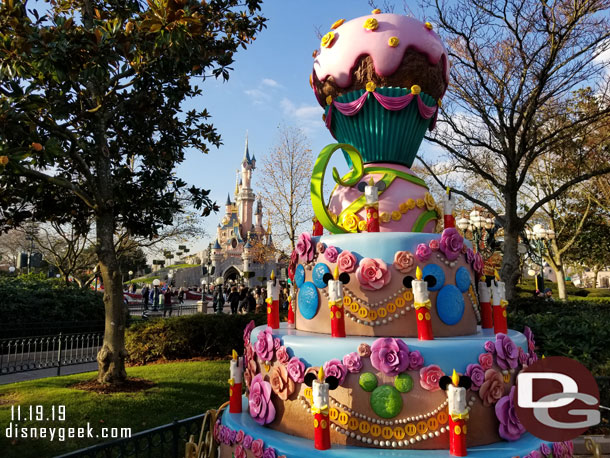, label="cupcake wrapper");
[327,87,435,168]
